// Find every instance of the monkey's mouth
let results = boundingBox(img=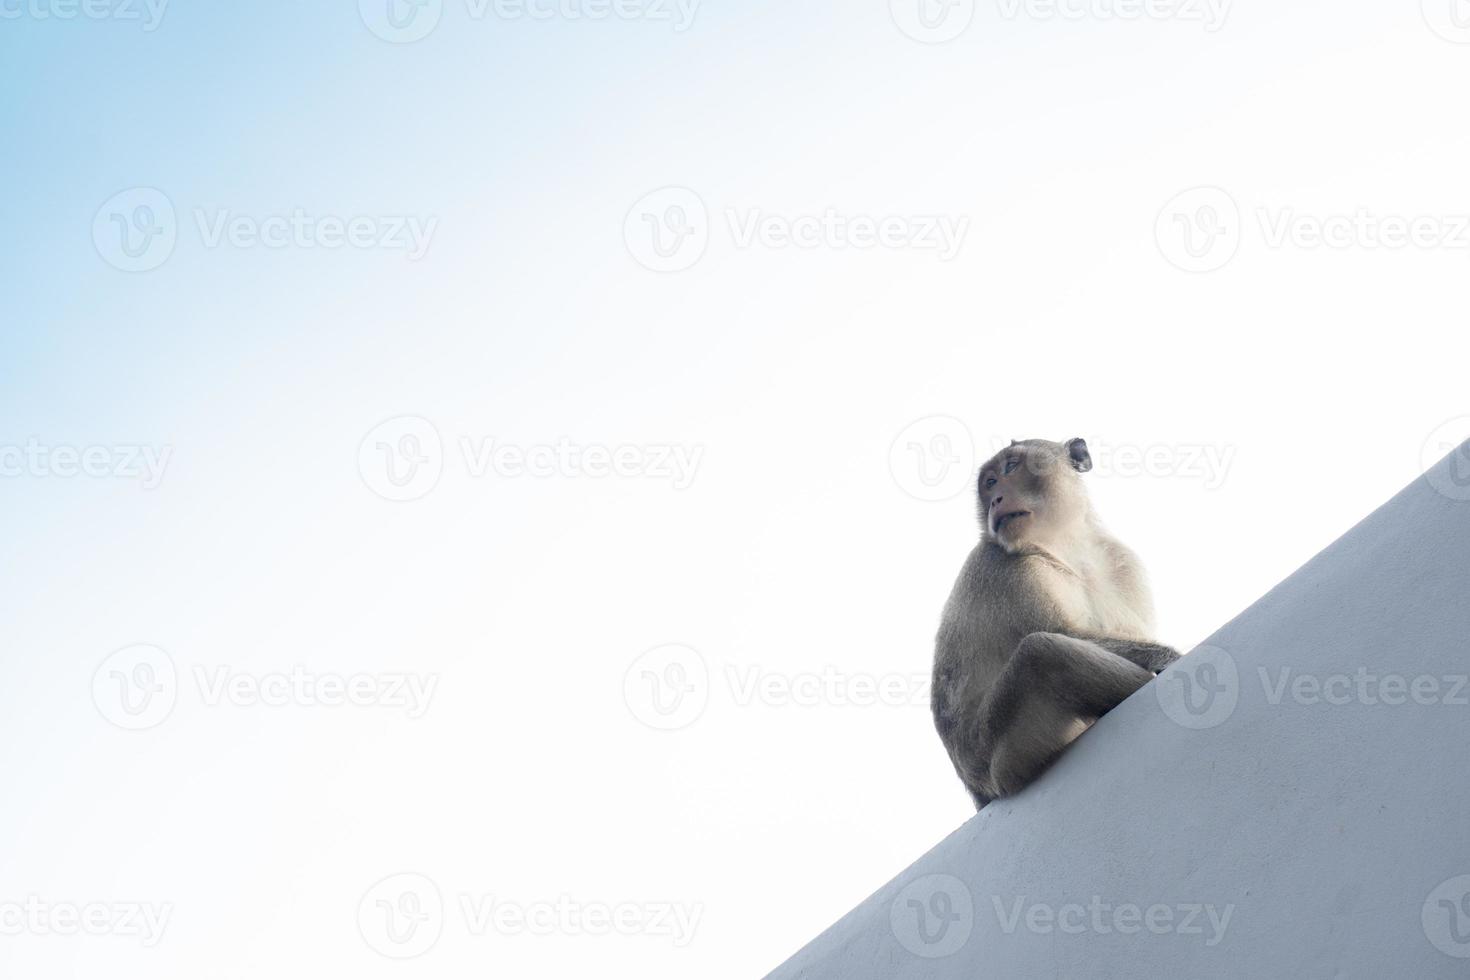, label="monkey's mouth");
[993,510,1030,533]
